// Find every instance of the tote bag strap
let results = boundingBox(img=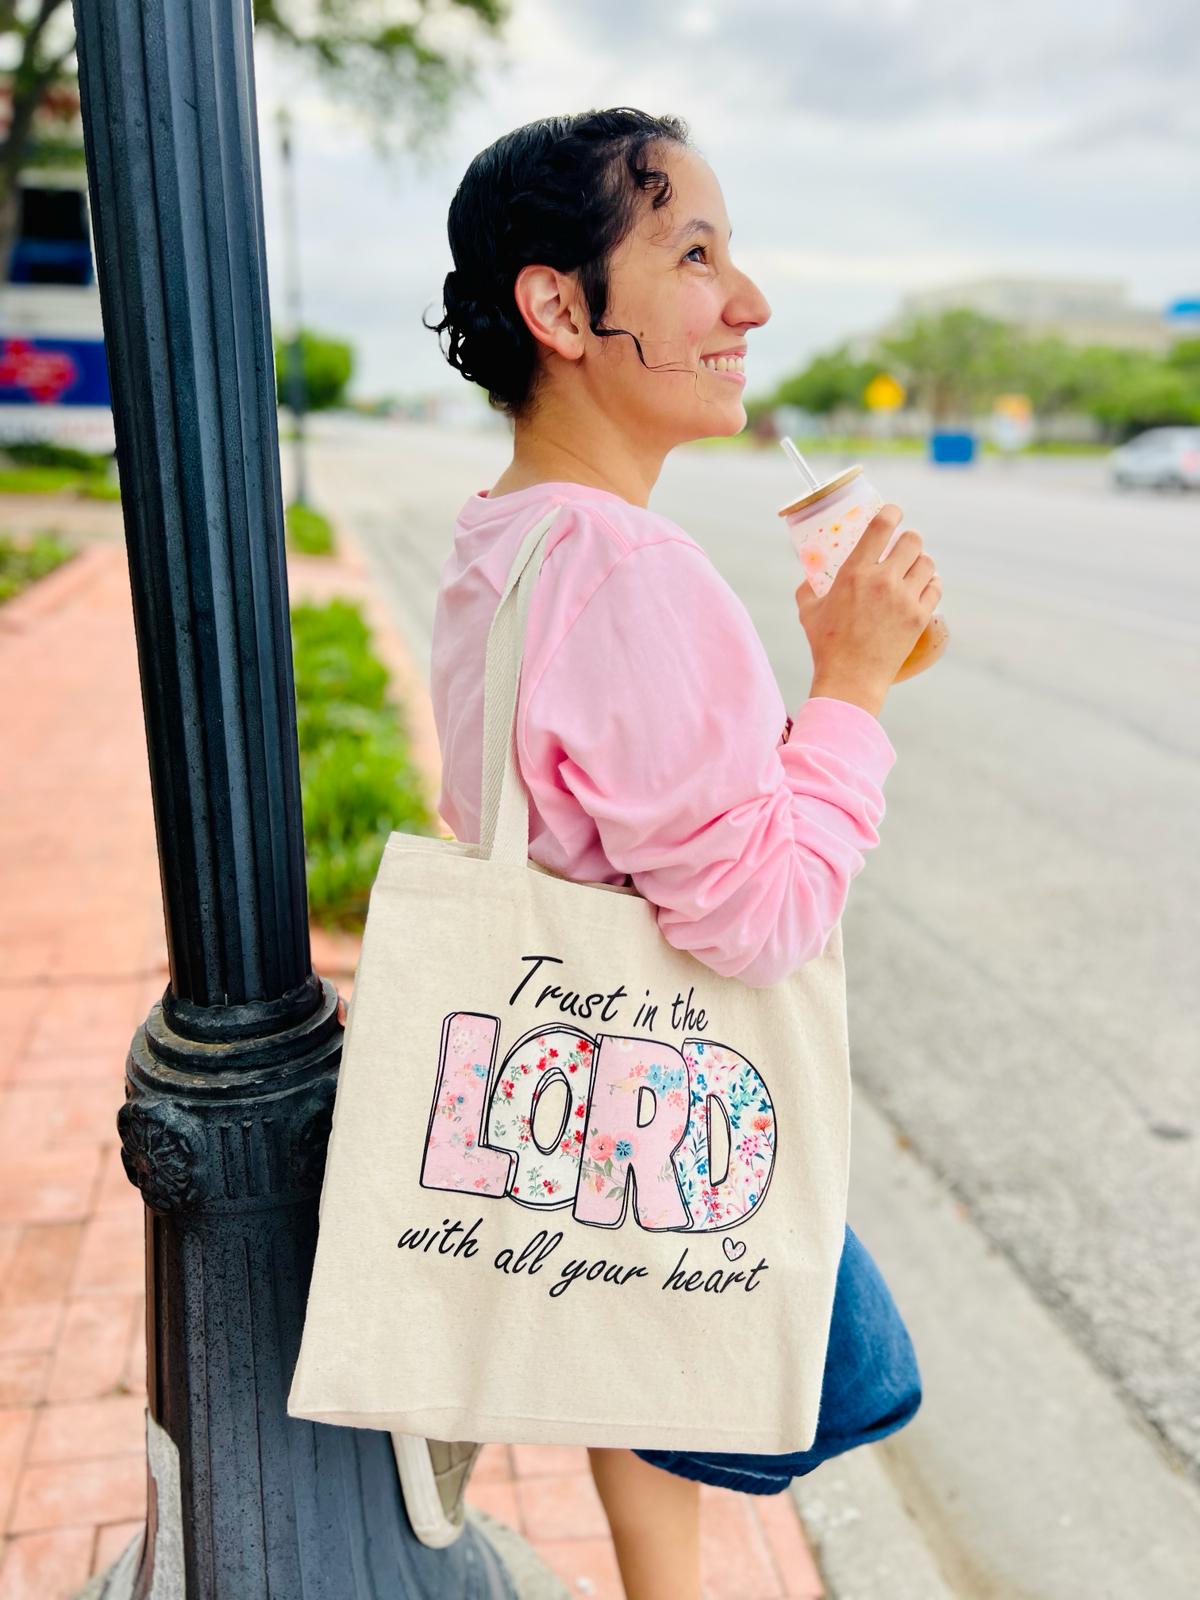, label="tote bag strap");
[478,505,563,866]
